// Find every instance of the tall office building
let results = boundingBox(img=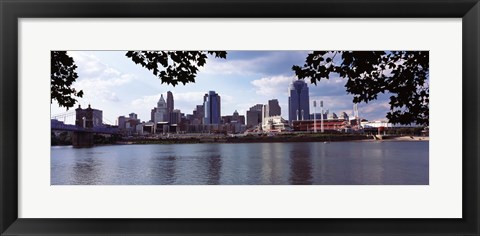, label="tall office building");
[246,104,264,127]
[166,91,174,113]
[204,91,221,125]
[169,109,182,125]
[288,80,310,123]
[150,107,157,122]
[154,94,167,123]
[268,99,281,117]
